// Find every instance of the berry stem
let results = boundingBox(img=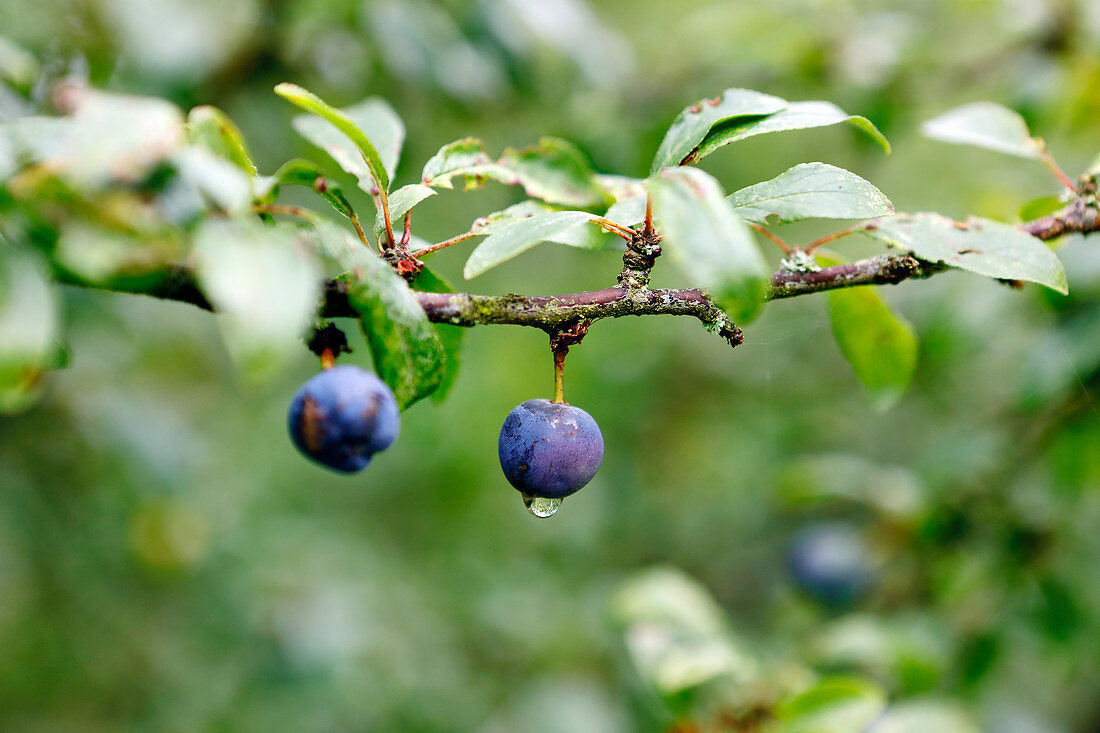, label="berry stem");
[552,346,566,404]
